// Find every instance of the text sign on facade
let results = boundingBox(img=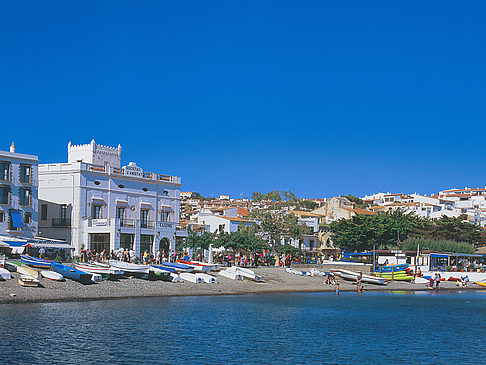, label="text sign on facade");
[123,162,143,177]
